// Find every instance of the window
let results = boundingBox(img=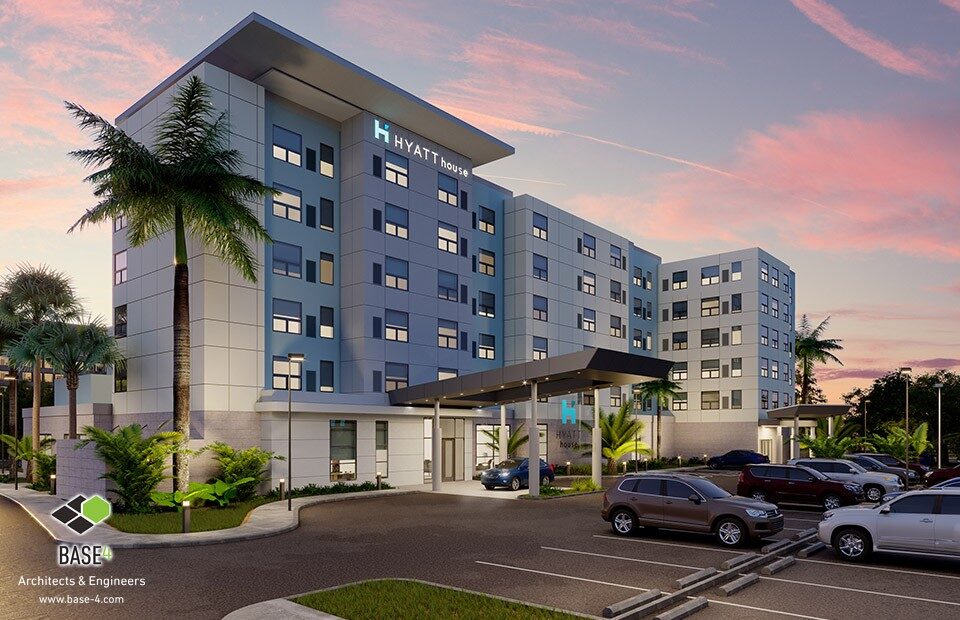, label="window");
[646,332,653,350]
[318,252,334,285]
[438,368,457,380]
[701,297,720,317]
[272,299,301,334]
[760,261,769,282]
[760,293,769,314]
[273,184,302,222]
[438,222,458,254]
[760,358,769,378]
[610,315,623,338]
[701,328,720,347]
[731,390,742,409]
[645,271,652,290]
[478,207,495,234]
[438,173,458,206]
[532,212,548,239]
[632,267,642,286]
[114,305,127,338]
[672,301,688,320]
[731,261,742,281]
[385,363,408,391]
[385,257,408,290]
[272,356,301,390]
[315,306,333,339]
[731,293,742,313]
[376,421,388,477]
[610,244,623,268]
[478,333,495,359]
[771,330,779,350]
[771,391,780,409]
[672,270,688,290]
[318,143,334,177]
[438,320,458,349]
[731,325,742,345]
[113,250,128,285]
[330,420,357,481]
[771,298,780,319]
[319,198,334,231]
[438,270,458,301]
[783,303,791,324]
[532,295,548,321]
[478,249,495,276]
[672,392,688,411]
[610,281,623,303]
[761,389,769,409]
[672,331,688,350]
[610,386,622,408]
[889,495,938,514]
[731,357,742,377]
[272,242,302,278]
[761,325,769,346]
[782,362,789,382]
[385,151,409,187]
[633,328,643,349]
[701,265,720,285]
[672,362,688,381]
[940,496,960,515]
[771,266,779,288]
[581,271,596,295]
[701,359,720,379]
[385,204,408,238]
[633,298,643,318]
[771,361,779,380]
[581,234,596,258]
[272,126,301,166]
[783,273,791,293]
[702,391,720,410]
[114,364,127,393]
[113,214,127,232]
[385,310,408,342]
[582,308,596,332]
[532,336,548,360]
[478,291,495,318]
[533,254,548,280]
